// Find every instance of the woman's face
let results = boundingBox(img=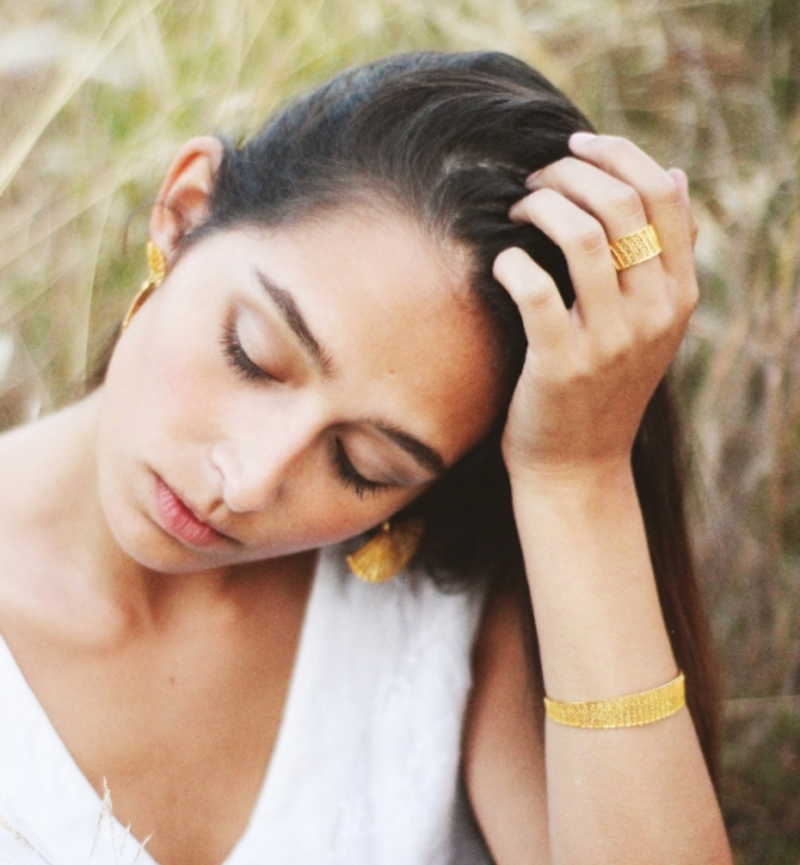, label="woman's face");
[97,207,504,573]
